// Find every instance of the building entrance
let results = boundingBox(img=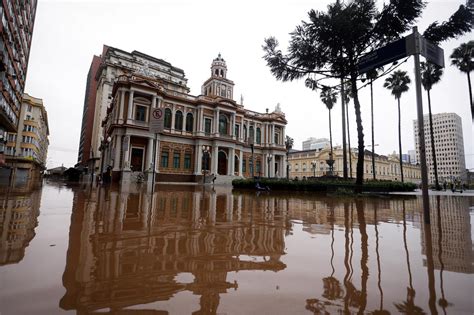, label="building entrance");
[130,148,144,172]
[218,151,227,175]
